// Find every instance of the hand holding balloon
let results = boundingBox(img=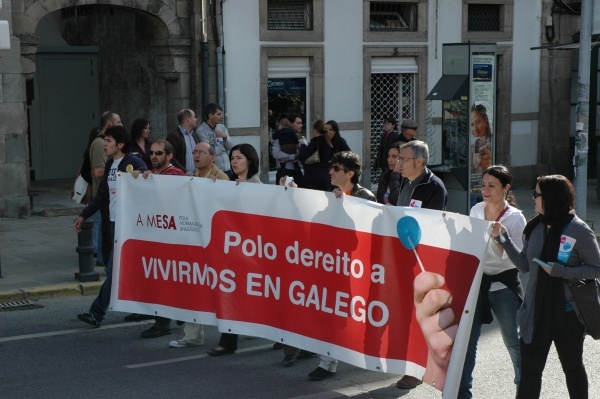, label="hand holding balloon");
[397,216,425,272]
